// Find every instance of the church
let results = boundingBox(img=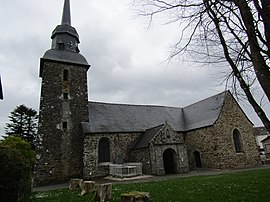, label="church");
[34,0,260,186]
